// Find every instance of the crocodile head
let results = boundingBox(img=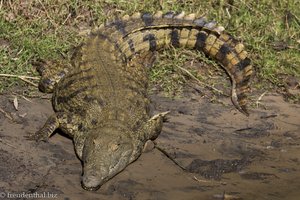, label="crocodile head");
[80,128,140,191]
